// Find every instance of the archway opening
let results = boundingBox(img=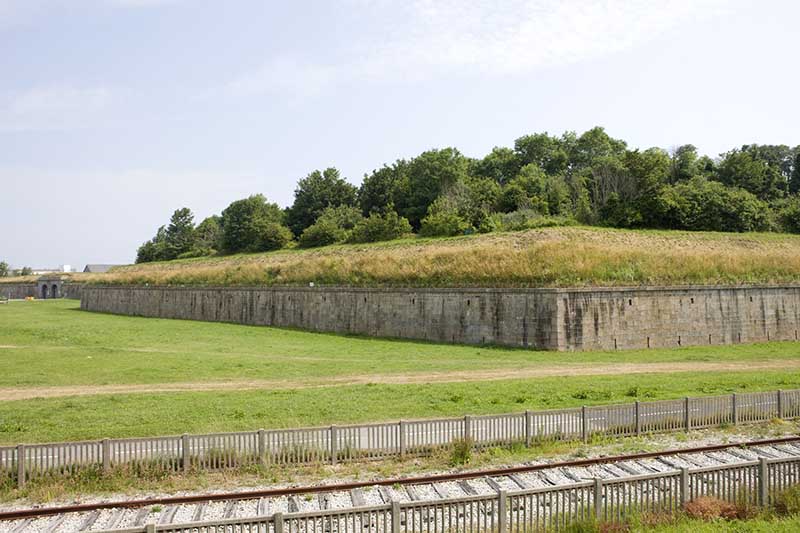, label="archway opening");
[52,284,58,298]
[41,285,49,299]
